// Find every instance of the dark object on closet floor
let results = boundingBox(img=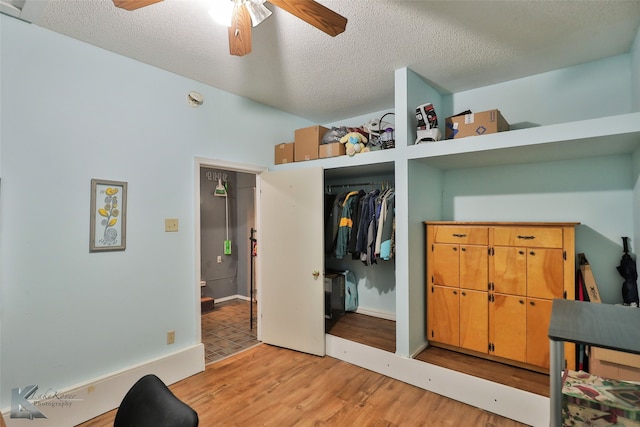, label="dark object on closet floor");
[114,374,198,427]
[201,296,215,314]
